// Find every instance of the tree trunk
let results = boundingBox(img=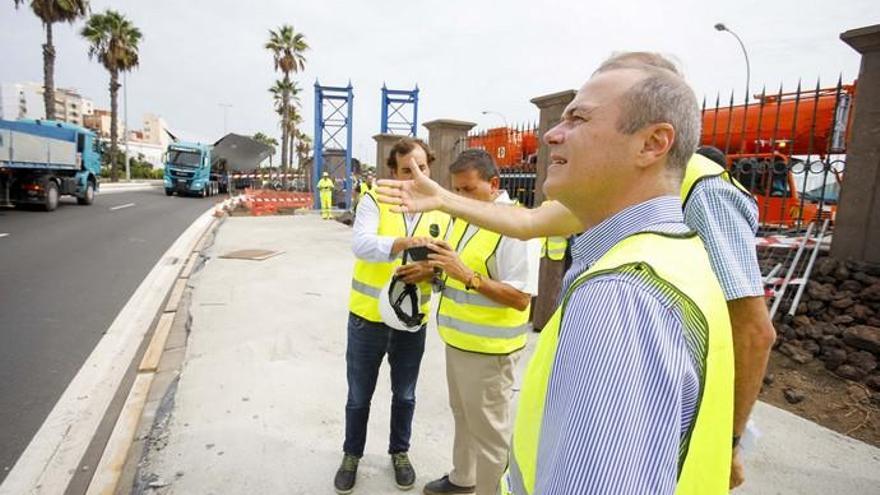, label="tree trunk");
[109,70,120,182]
[42,22,56,121]
[280,75,291,187]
